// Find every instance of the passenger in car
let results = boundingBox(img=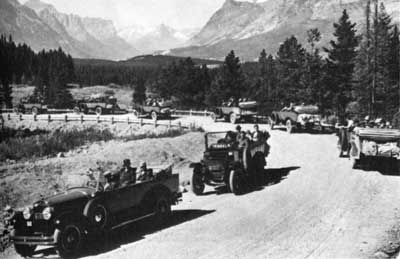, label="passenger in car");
[137,162,153,182]
[119,159,136,187]
[104,171,120,191]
